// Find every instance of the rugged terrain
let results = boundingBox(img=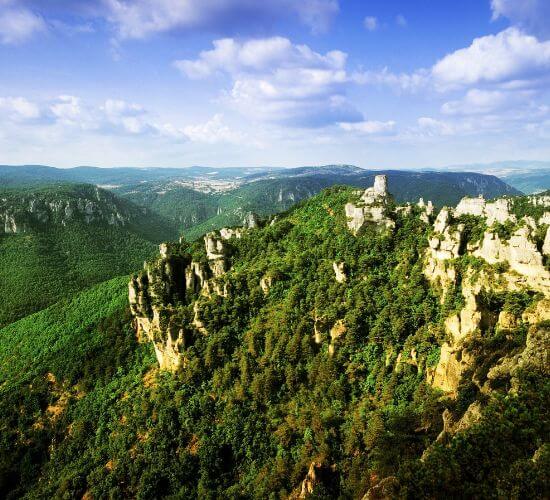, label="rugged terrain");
[0,177,547,498]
